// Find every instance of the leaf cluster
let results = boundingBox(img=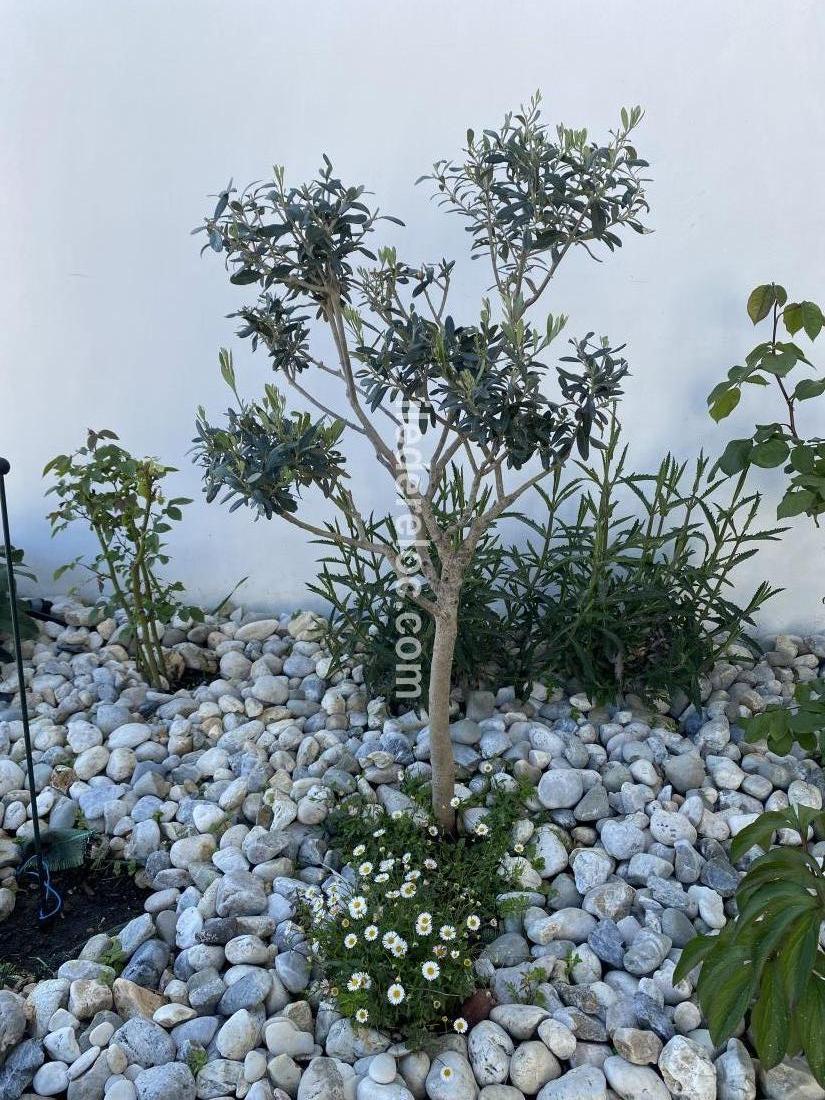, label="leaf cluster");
[426,95,649,288]
[742,677,825,759]
[710,283,825,522]
[194,352,348,519]
[673,804,825,1085]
